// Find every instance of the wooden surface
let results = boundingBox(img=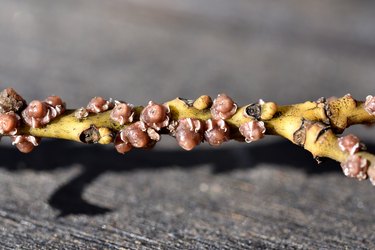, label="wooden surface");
[1,1,375,249]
